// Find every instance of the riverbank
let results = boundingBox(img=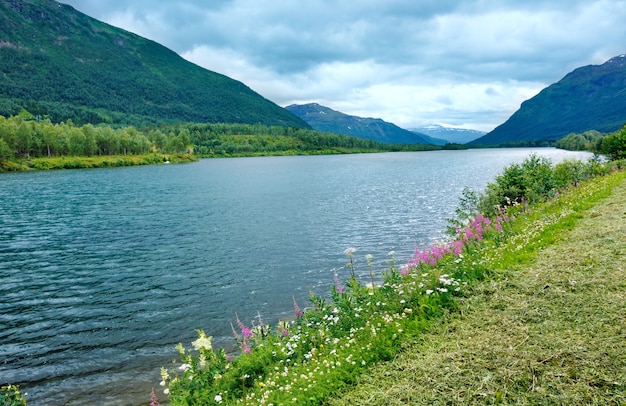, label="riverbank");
[0,153,197,171]
[327,171,626,405]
